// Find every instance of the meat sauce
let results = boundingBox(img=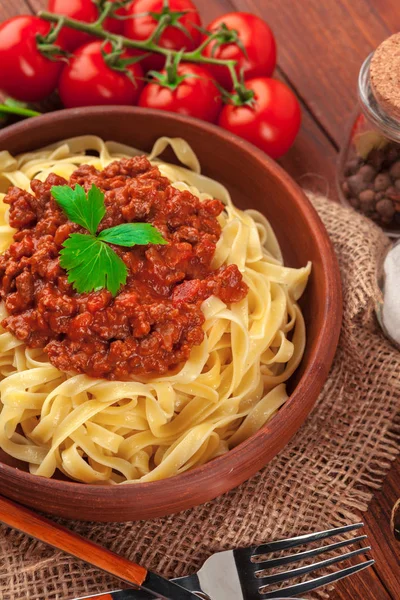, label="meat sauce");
[0,156,247,379]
